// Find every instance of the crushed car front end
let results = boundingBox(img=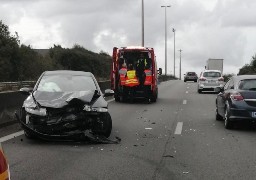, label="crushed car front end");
[15,71,113,141]
[16,92,112,141]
